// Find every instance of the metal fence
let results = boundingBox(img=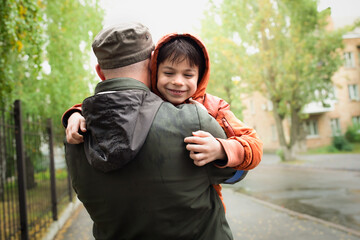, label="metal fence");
[0,100,73,240]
